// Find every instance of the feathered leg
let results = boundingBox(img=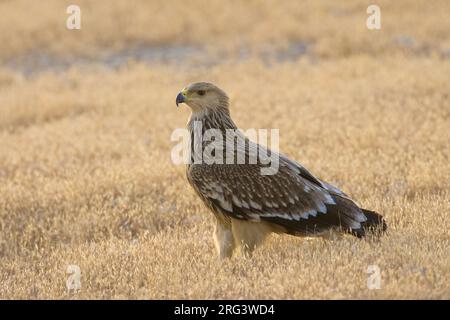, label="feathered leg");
[231,219,273,257]
[214,218,235,259]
